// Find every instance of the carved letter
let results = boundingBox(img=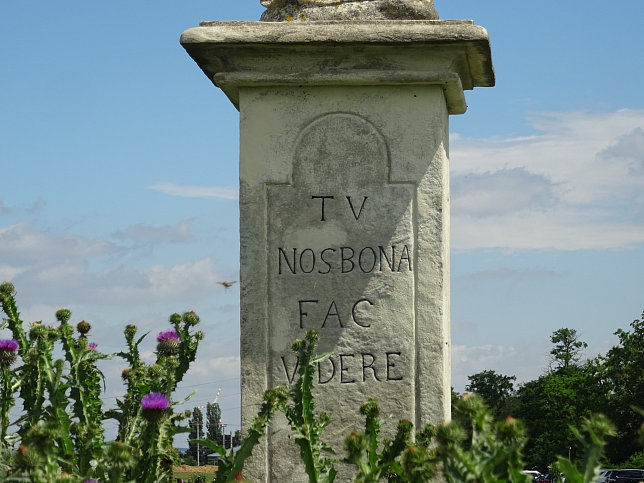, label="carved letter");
[341,246,355,273]
[298,300,318,329]
[278,247,297,274]
[352,298,374,328]
[386,352,403,381]
[358,246,377,273]
[299,248,315,274]
[318,357,336,384]
[379,245,394,272]
[361,353,381,382]
[321,300,343,328]
[282,356,299,384]
[318,248,335,275]
[397,244,412,272]
[312,195,334,221]
[346,196,368,221]
[340,354,356,383]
